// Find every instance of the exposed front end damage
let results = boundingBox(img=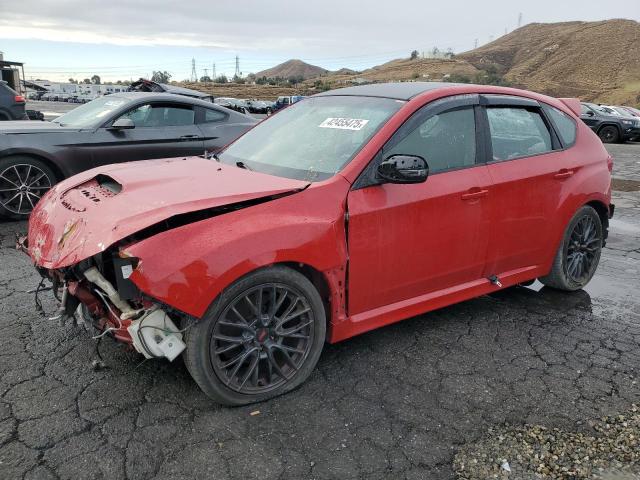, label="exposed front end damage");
[19,156,313,362]
[19,233,188,361]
